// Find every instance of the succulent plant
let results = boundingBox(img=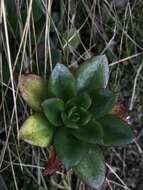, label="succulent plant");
[19,55,134,189]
